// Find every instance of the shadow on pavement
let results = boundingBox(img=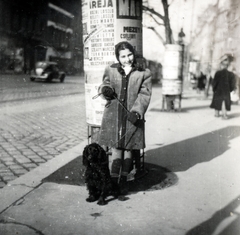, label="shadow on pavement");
[128,163,178,192]
[43,126,240,191]
[149,105,210,112]
[186,195,240,235]
[42,156,85,186]
[228,112,240,119]
[145,126,240,172]
[42,158,178,192]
